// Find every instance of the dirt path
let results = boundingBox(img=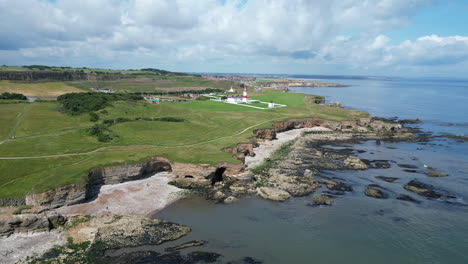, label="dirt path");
[0,103,32,145]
